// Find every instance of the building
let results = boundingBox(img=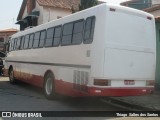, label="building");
[121,0,152,10]
[143,2,160,90]
[16,0,80,31]
[152,0,160,5]
[144,4,160,16]
[0,29,18,52]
